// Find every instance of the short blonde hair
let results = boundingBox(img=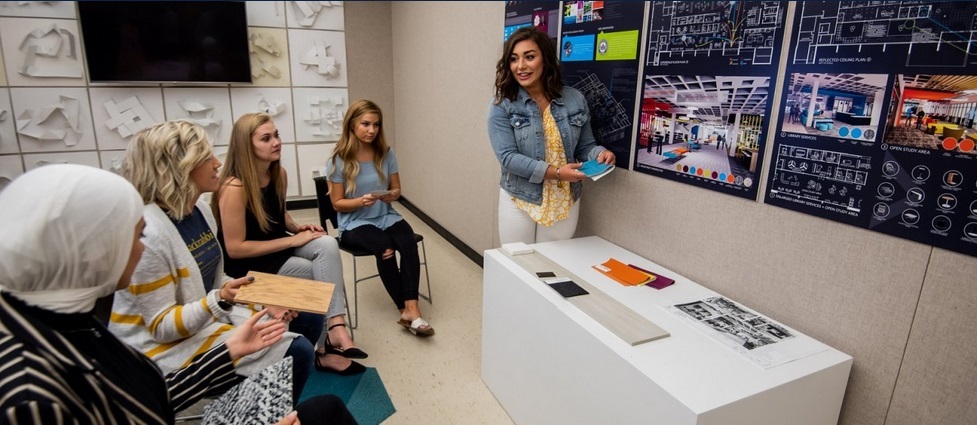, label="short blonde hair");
[123,120,213,219]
